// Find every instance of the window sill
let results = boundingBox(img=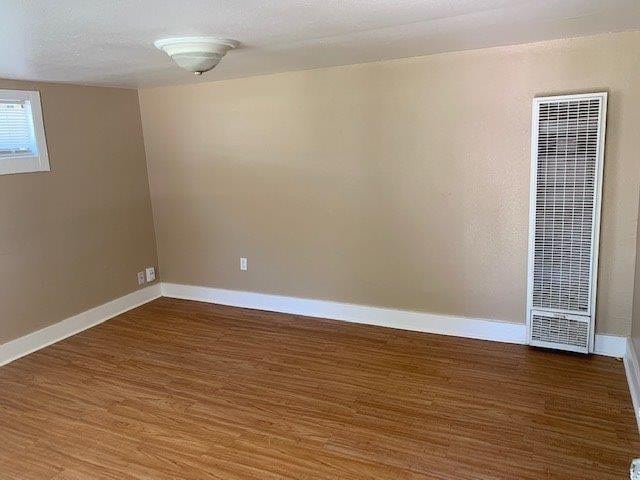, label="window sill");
[0,155,50,176]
